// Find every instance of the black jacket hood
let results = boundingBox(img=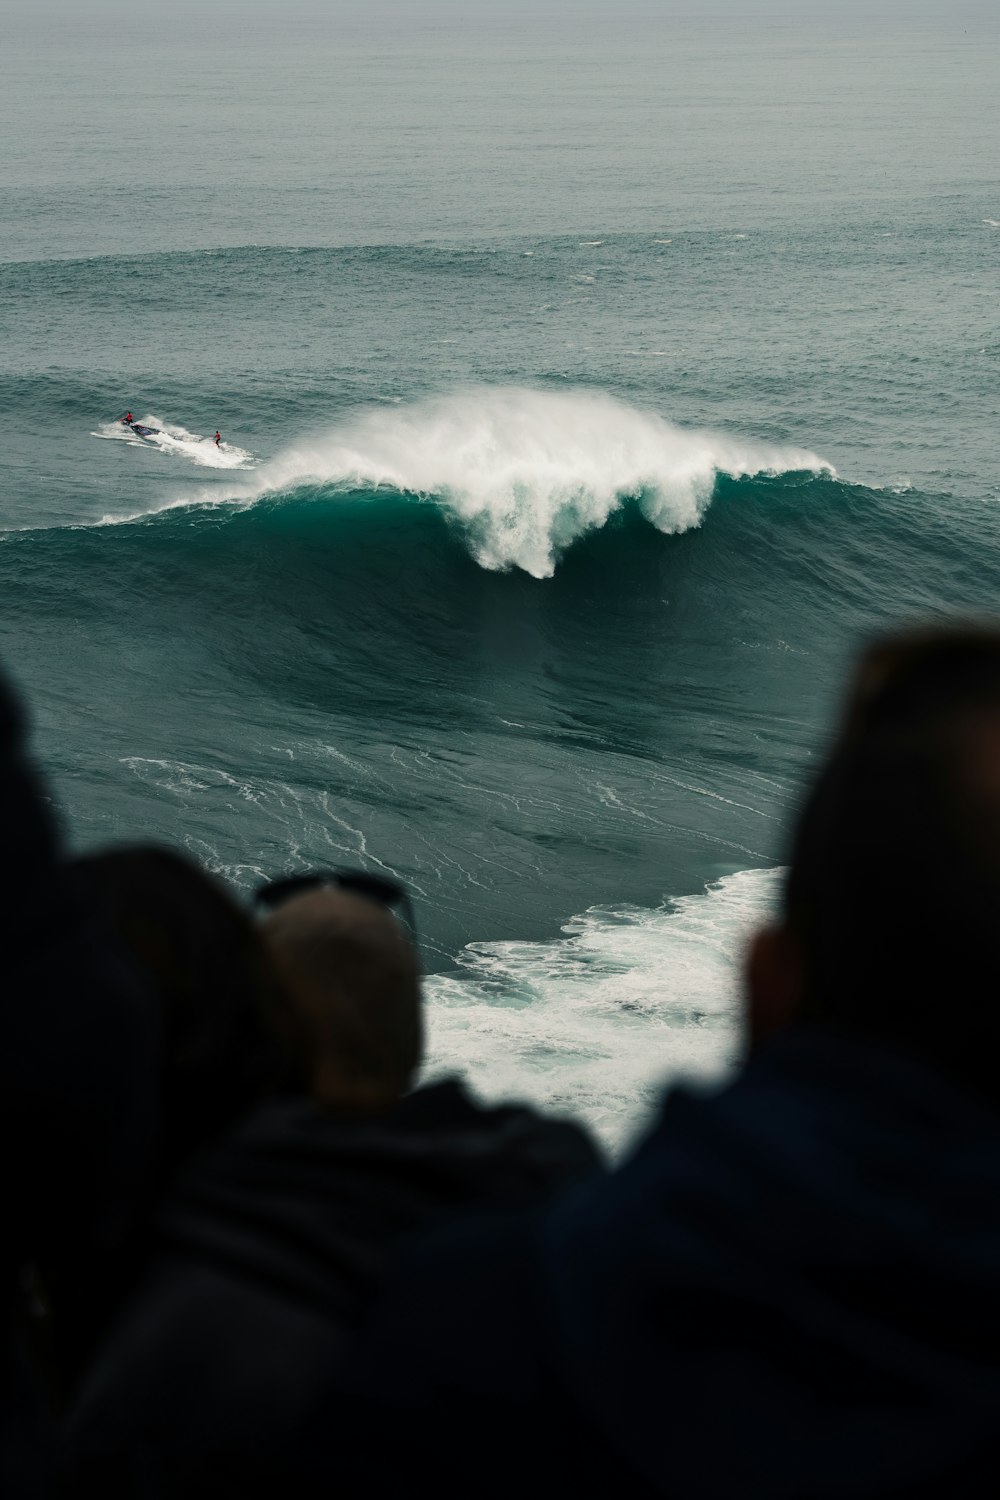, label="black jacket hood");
[153,1077,601,1326]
